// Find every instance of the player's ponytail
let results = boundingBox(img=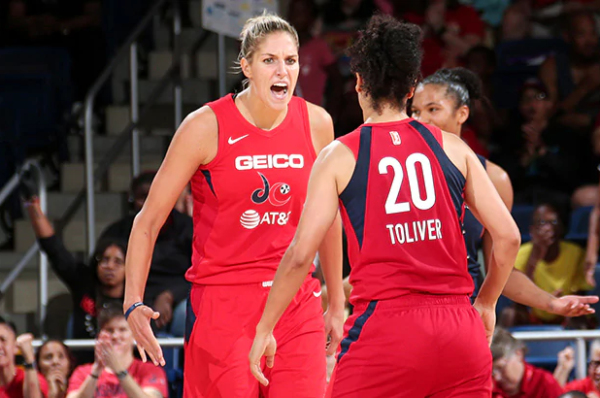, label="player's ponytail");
[421,67,483,110]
